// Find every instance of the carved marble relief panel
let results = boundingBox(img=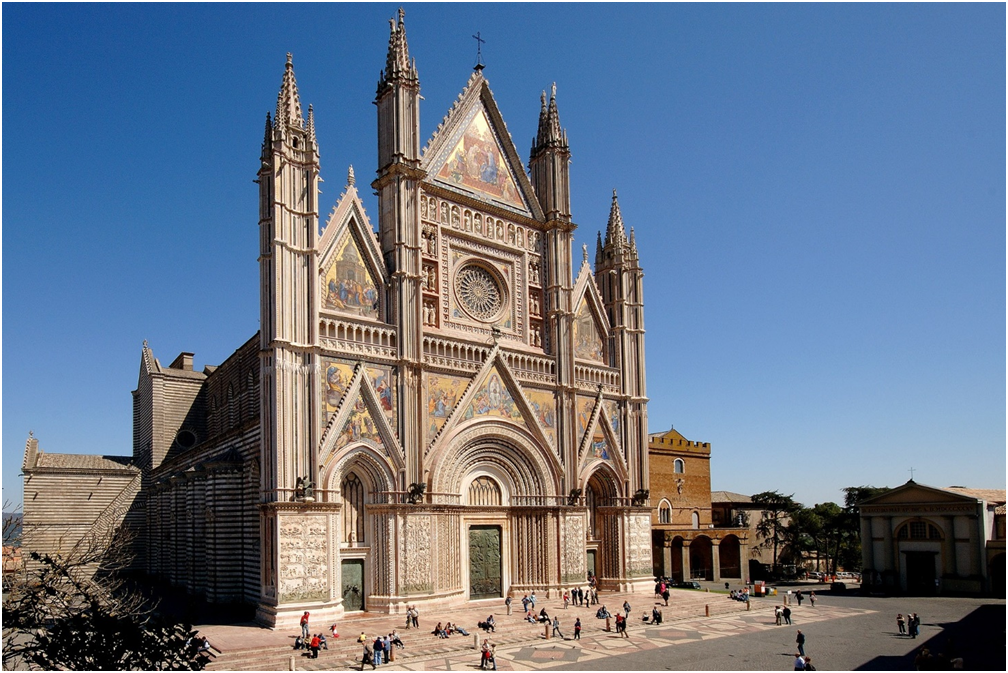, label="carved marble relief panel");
[402,515,433,594]
[627,513,652,578]
[561,514,587,584]
[278,513,329,603]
